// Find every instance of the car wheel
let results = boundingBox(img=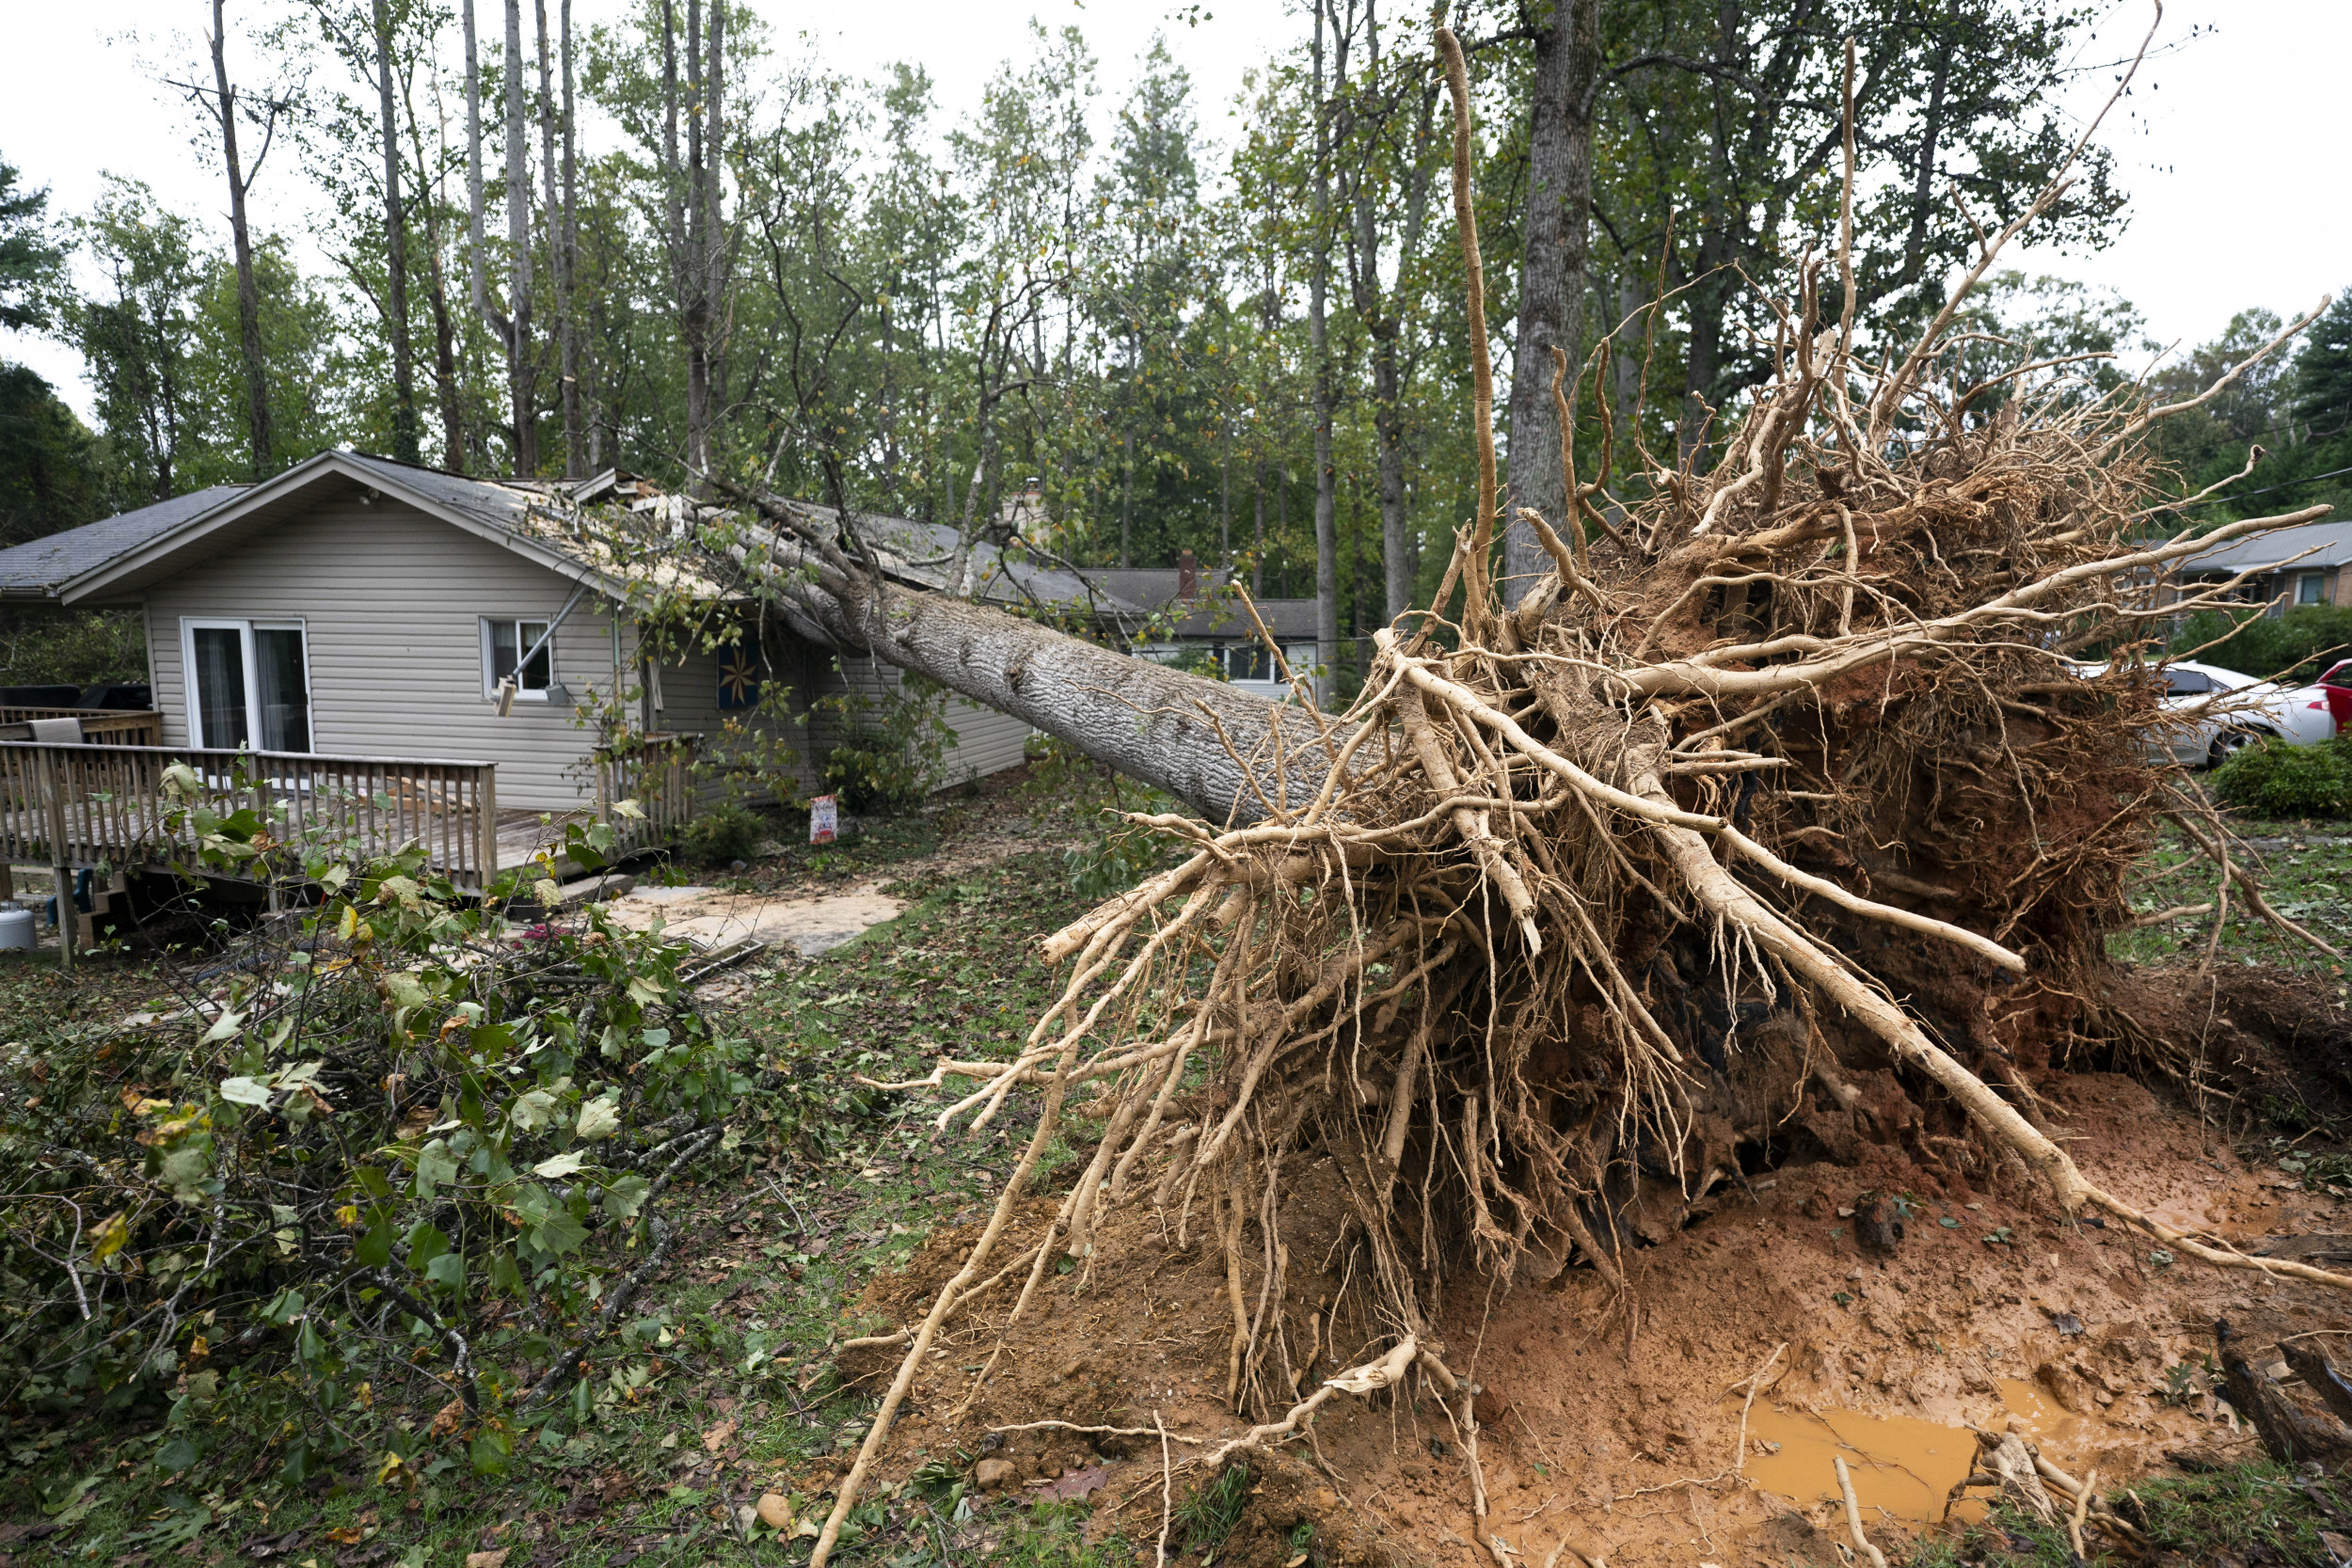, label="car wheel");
[2207,727,2263,768]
